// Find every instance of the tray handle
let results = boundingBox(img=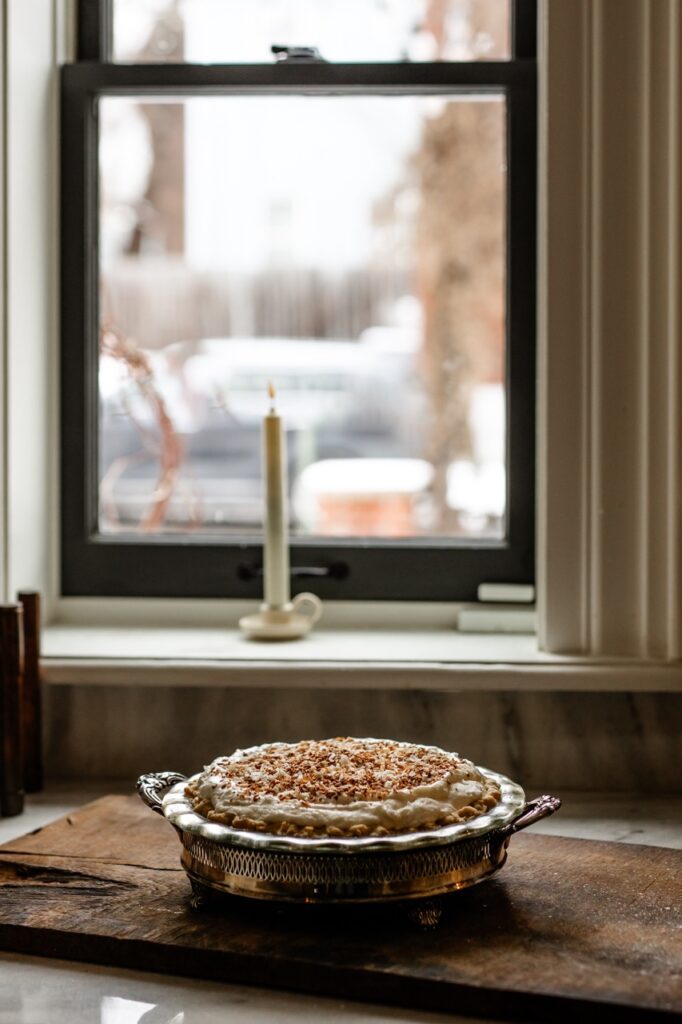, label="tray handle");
[137,771,187,815]
[499,794,562,838]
